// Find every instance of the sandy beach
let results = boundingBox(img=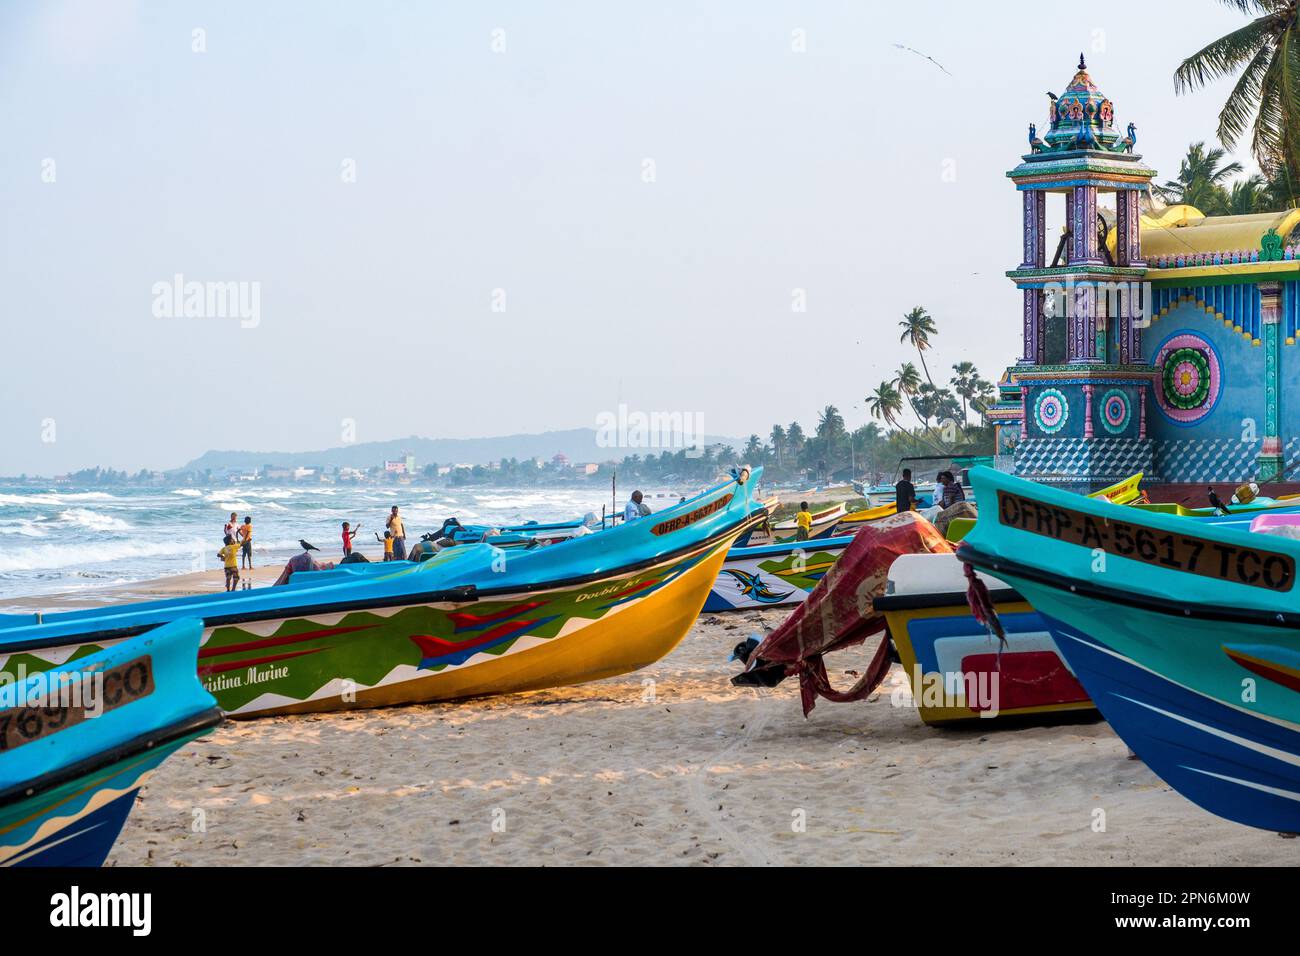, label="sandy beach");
[11,568,1282,866]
